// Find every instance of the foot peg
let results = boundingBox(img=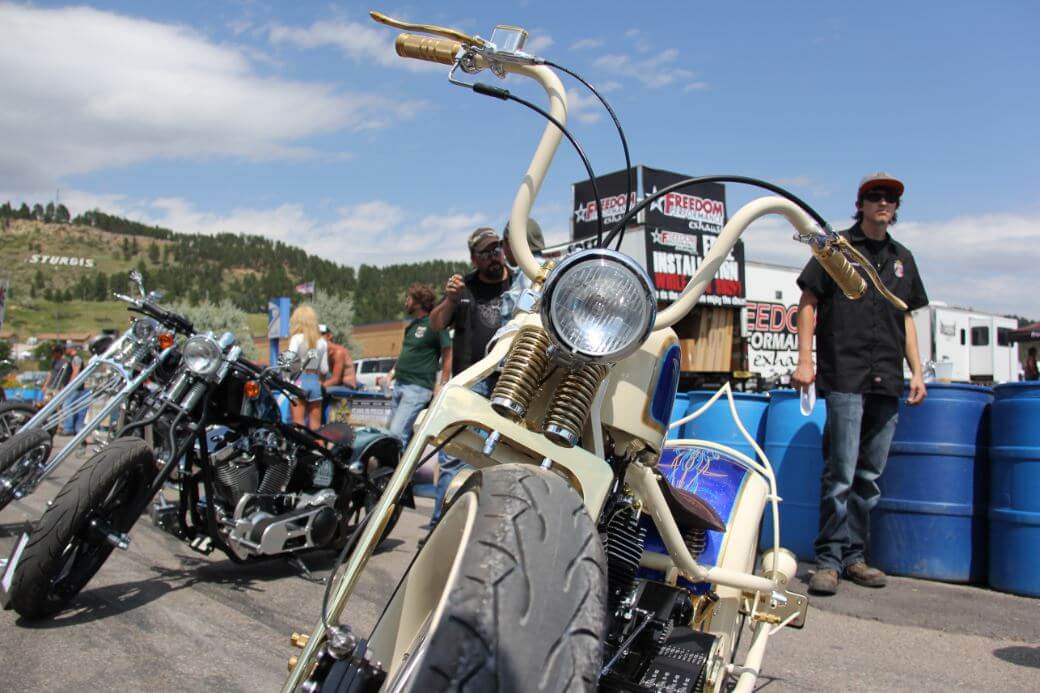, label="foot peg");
[189,536,214,554]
